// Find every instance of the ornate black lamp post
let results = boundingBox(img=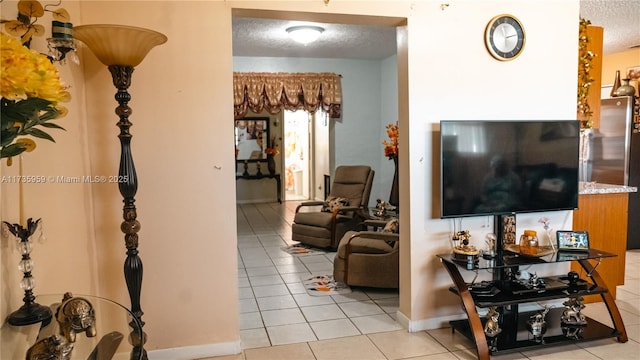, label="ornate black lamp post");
[74,24,167,360]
